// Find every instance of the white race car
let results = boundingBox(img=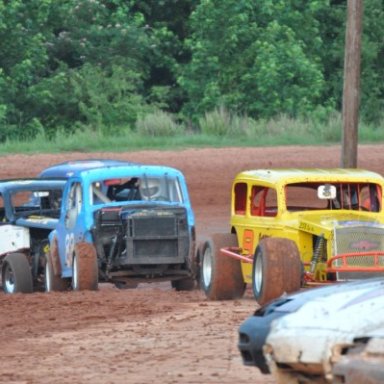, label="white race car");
[263,278,384,384]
